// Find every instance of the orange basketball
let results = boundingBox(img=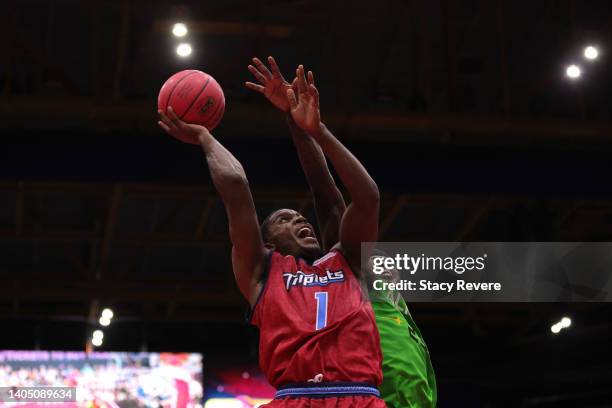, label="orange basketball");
[158,70,225,144]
